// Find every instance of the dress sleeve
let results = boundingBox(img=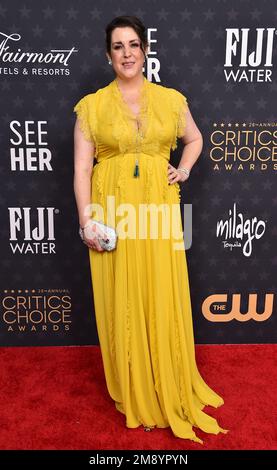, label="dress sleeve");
[170,89,189,151]
[73,95,94,143]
